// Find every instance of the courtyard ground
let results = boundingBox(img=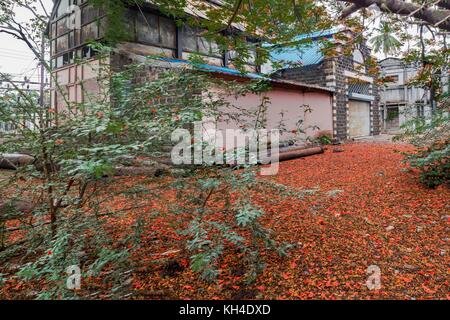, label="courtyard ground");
[1,142,448,299]
[126,142,449,300]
